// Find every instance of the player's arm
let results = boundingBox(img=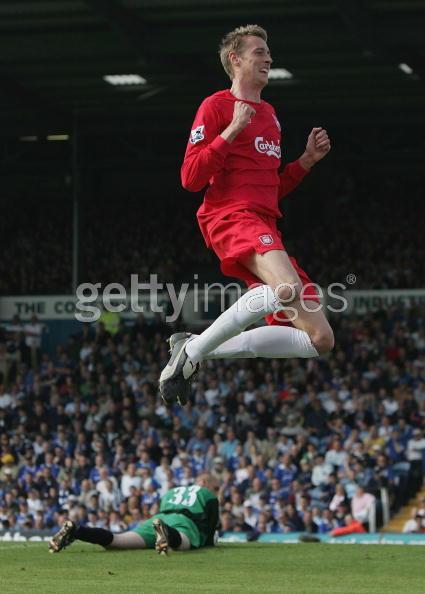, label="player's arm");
[204,498,220,546]
[278,127,331,199]
[181,100,255,192]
